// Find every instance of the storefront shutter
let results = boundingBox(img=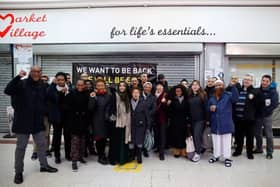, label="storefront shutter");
[0,54,12,132]
[40,55,197,86]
